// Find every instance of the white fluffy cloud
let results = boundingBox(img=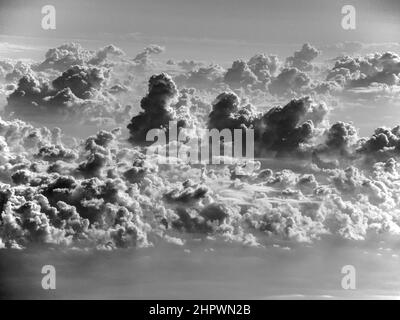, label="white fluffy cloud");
[1,42,400,251]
